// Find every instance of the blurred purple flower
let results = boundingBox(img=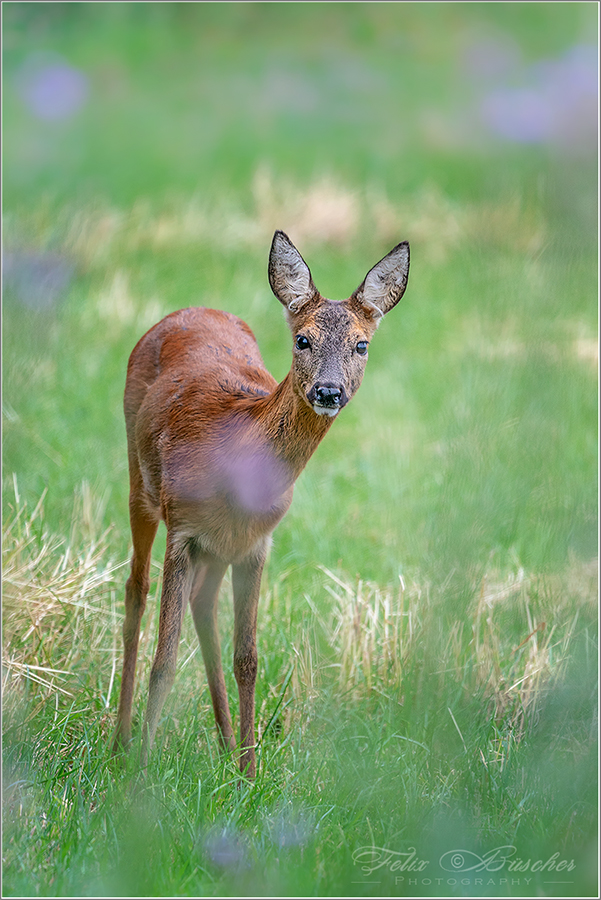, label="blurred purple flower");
[203,827,250,872]
[222,446,291,515]
[478,43,597,150]
[170,428,292,516]
[481,87,555,143]
[17,53,89,121]
[3,251,74,309]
